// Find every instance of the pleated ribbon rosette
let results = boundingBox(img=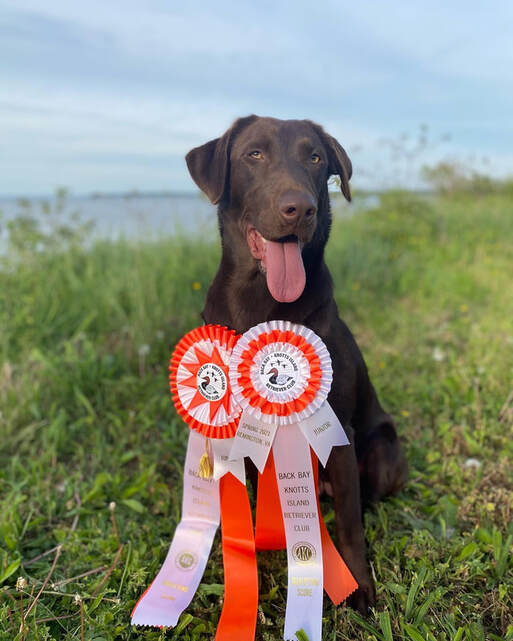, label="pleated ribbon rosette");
[131,322,357,641]
[131,325,259,639]
[228,321,358,641]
